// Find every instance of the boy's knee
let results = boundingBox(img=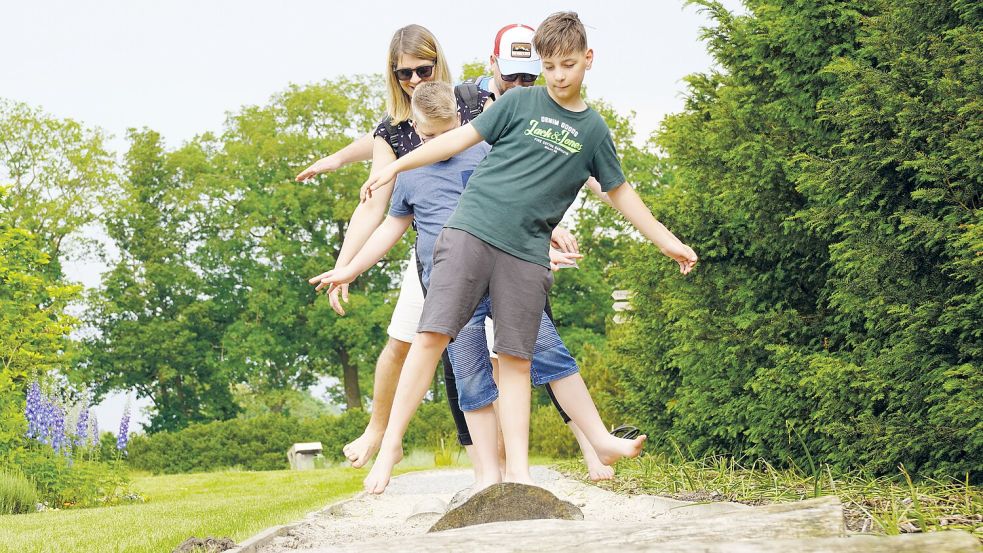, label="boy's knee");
[416,331,450,349]
[496,352,532,370]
